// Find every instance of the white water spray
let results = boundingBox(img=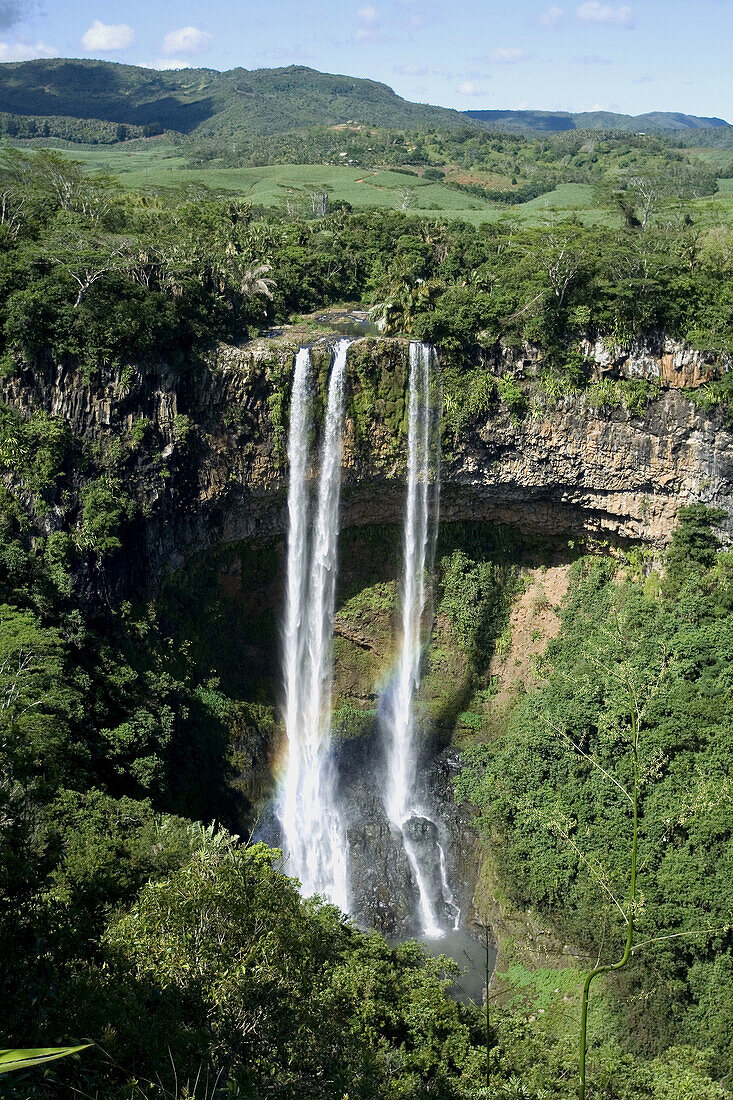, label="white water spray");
[278,340,350,911]
[438,840,461,931]
[381,341,450,937]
